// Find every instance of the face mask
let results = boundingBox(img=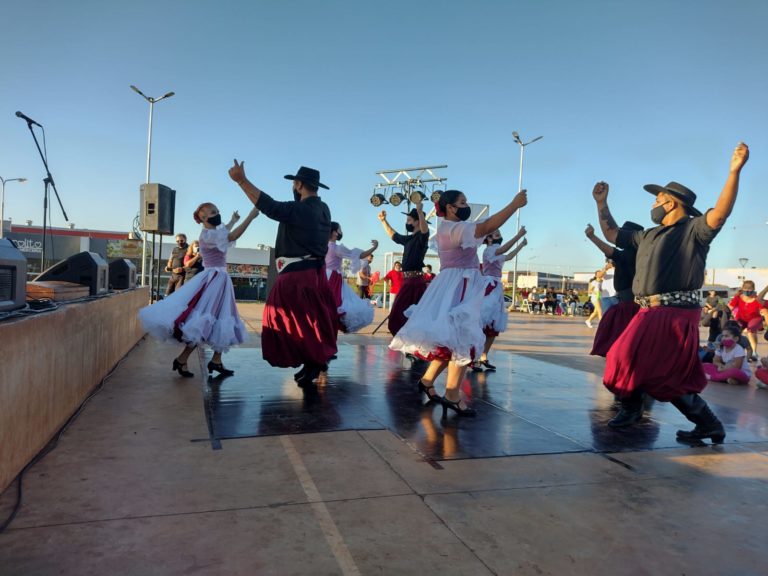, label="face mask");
[454,206,471,221]
[293,188,301,202]
[721,338,735,347]
[207,214,222,227]
[492,237,502,245]
[335,232,343,241]
[743,290,756,297]
[650,204,668,225]
[405,223,414,233]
